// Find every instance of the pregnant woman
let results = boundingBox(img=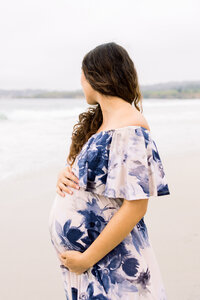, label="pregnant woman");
[48,42,170,300]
